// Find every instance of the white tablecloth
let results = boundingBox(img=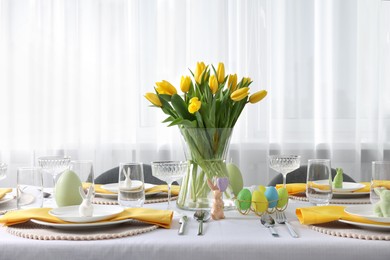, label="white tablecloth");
[0,199,389,260]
